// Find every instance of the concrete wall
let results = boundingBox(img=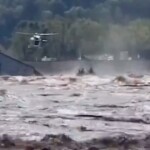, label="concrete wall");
[0,53,36,76]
